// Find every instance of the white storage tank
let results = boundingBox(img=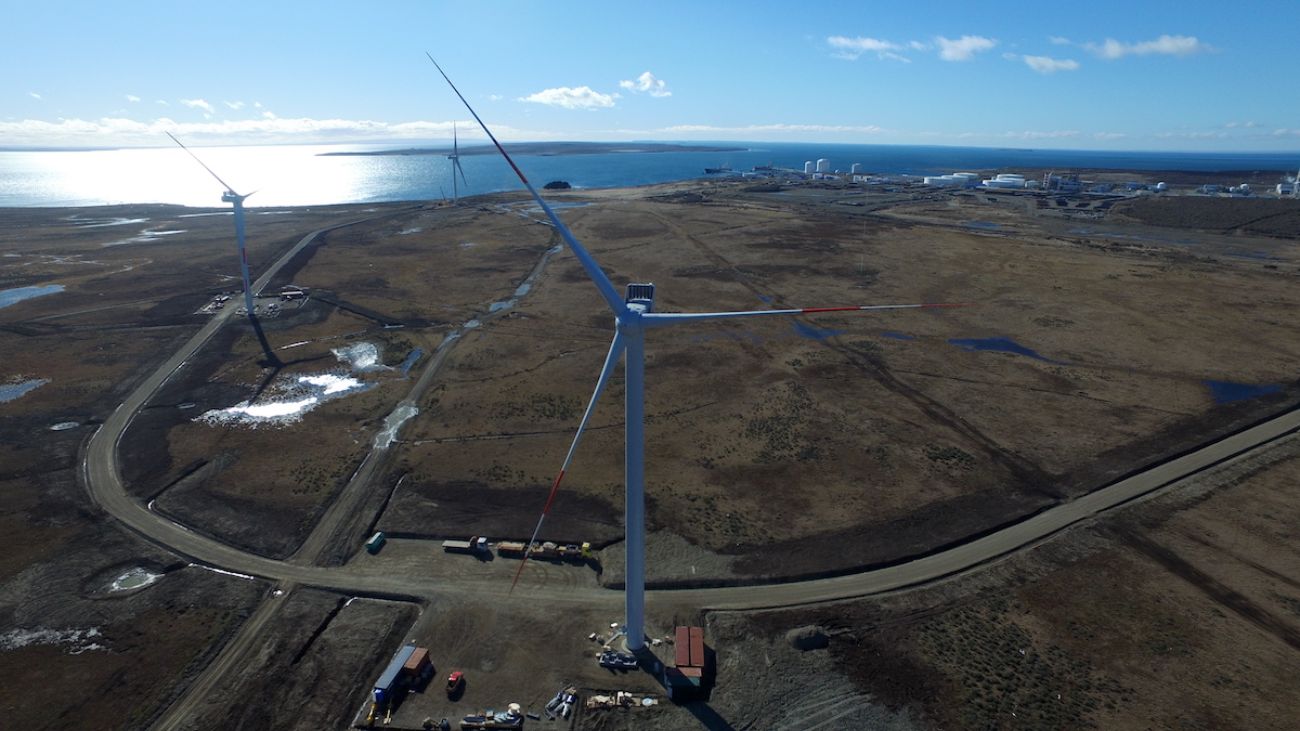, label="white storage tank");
[850,163,863,174]
[804,161,814,174]
[816,158,830,173]
[1155,182,1168,192]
